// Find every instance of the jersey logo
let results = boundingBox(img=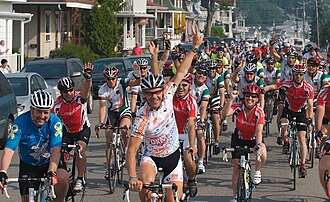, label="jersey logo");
[54,122,62,137]
[8,124,18,139]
